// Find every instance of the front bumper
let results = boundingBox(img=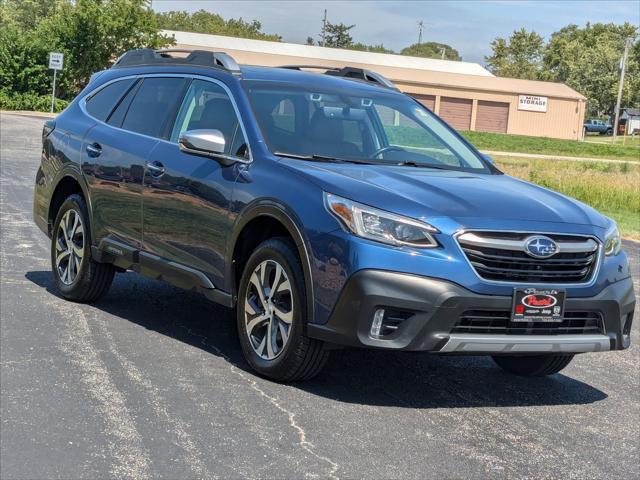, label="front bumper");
[307,270,636,354]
